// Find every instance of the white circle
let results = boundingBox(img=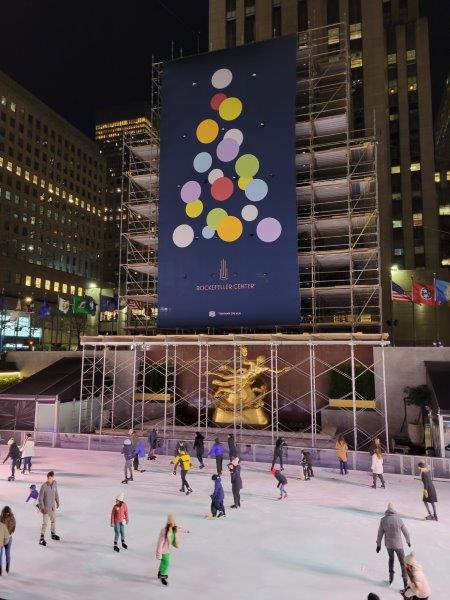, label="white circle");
[224,128,243,146]
[208,168,224,184]
[241,204,258,222]
[211,68,233,89]
[173,224,194,248]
